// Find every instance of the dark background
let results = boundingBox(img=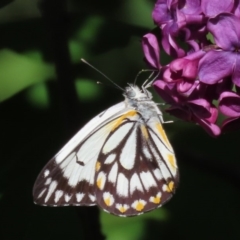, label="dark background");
[0,0,240,239]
